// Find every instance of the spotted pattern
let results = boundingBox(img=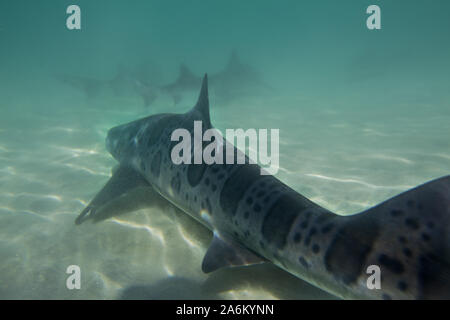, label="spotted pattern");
[325,215,379,285]
[293,233,302,243]
[417,252,450,299]
[421,233,430,242]
[403,248,413,258]
[321,223,334,234]
[378,254,405,274]
[390,209,403,217]
[405,218,420,230]
[312,244,320,254]
[187,163,207,187]
[171,174,181,194]
[261,192,309,250]
[304,227,317,247]
[150,151,161,177]
[298,256,309,269]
